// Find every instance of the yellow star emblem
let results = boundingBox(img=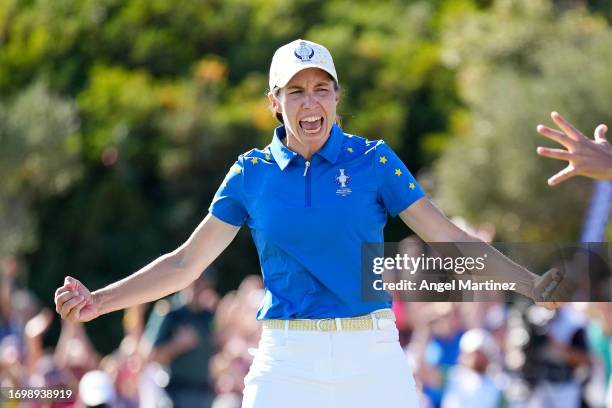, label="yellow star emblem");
[234,166,242,174]
[409,182,415,190]
[379,156,388,164]
[347,147,354,153]
[251,158,259,165]
[395,169,402,176]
